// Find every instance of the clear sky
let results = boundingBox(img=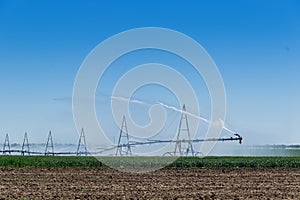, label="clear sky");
[0,0,299,145]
